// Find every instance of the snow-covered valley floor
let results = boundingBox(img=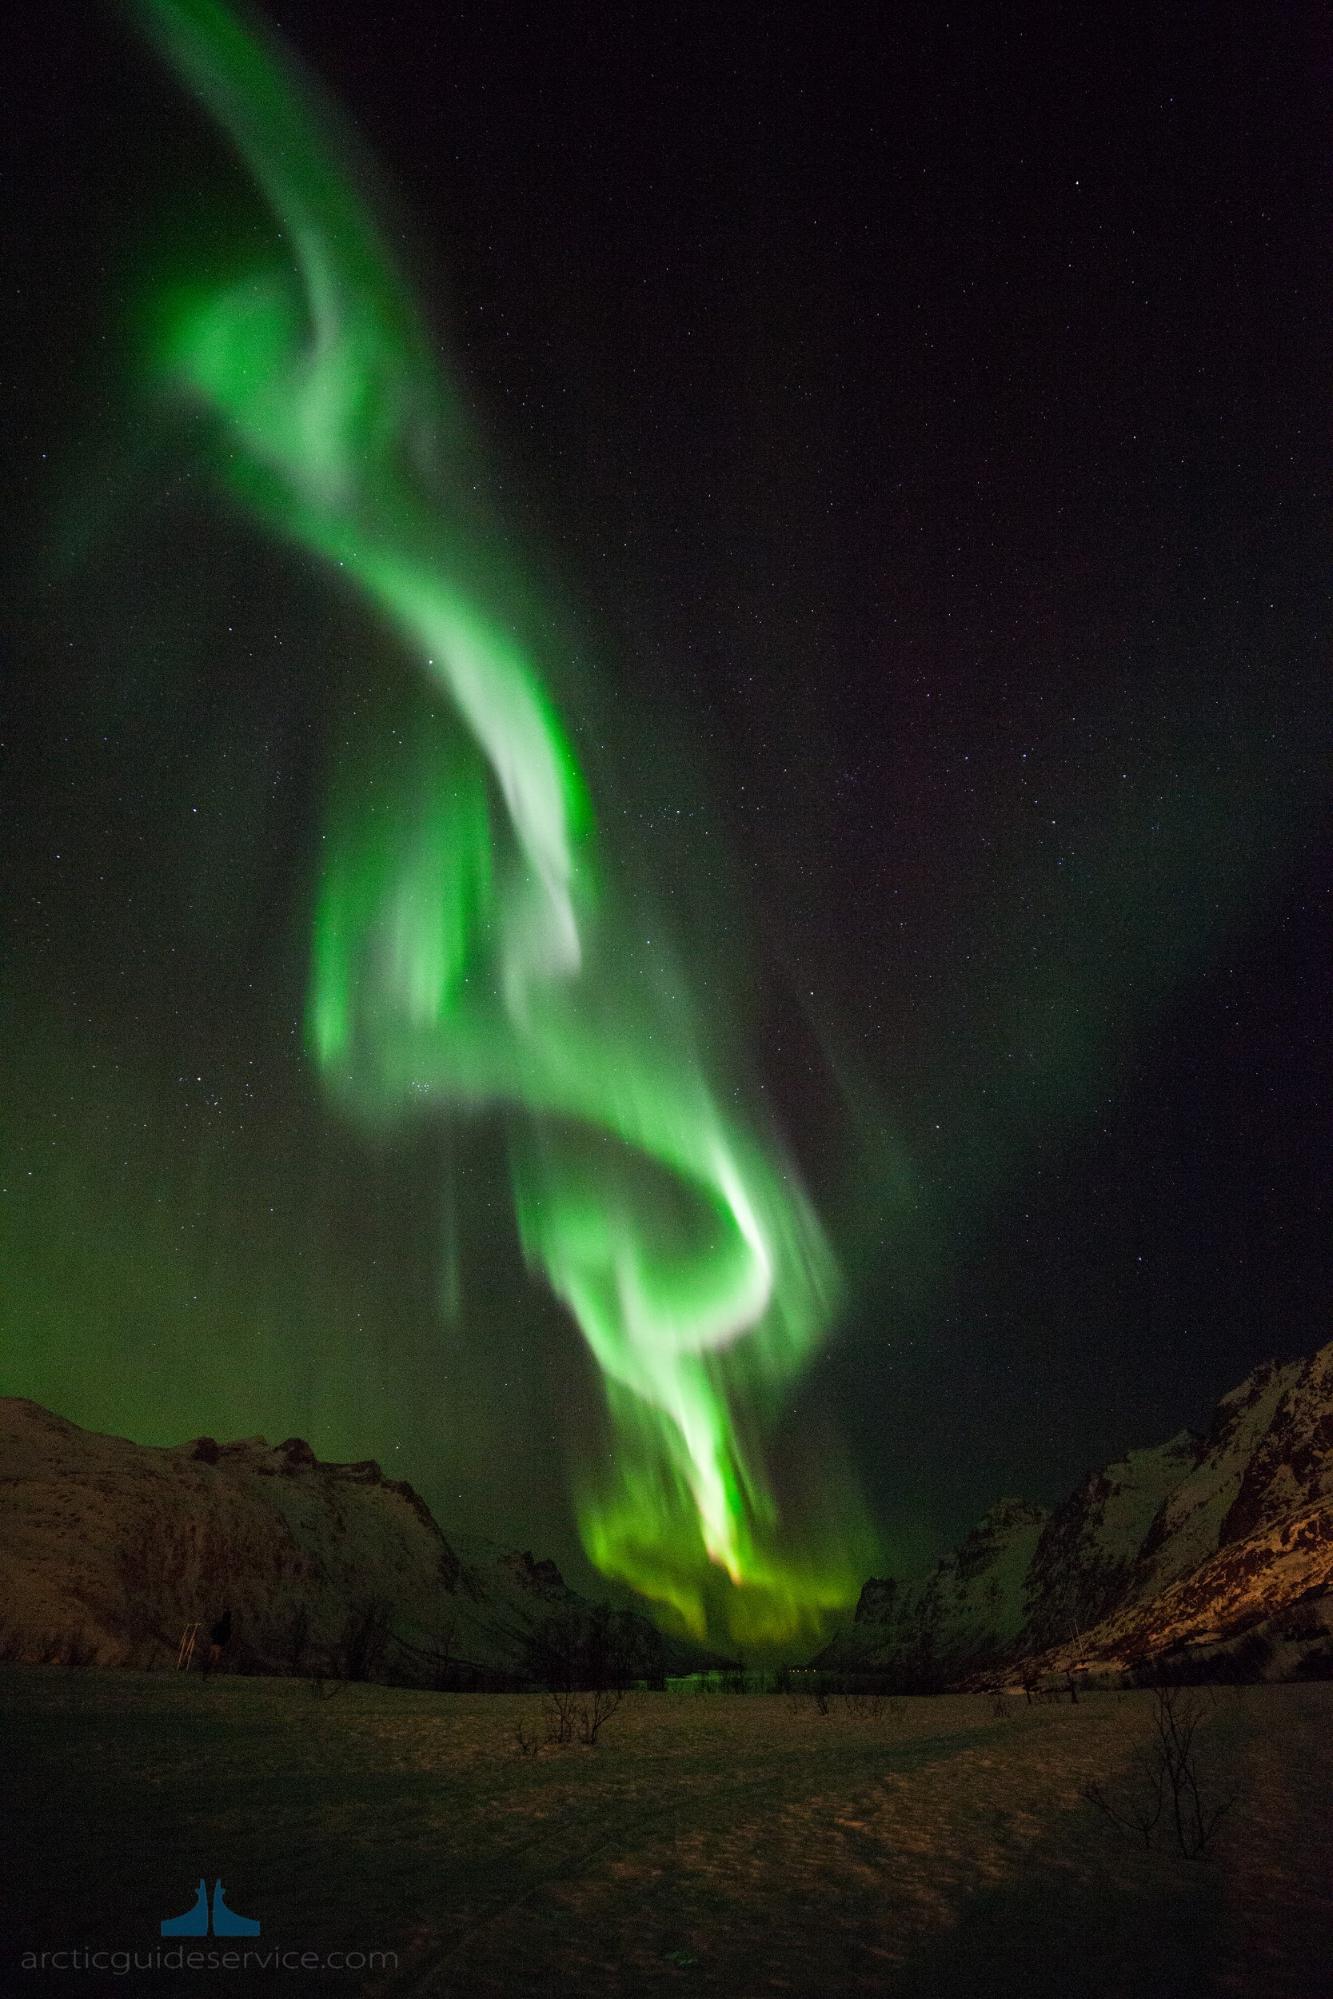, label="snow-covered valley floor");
[5,1671,1330,1997]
